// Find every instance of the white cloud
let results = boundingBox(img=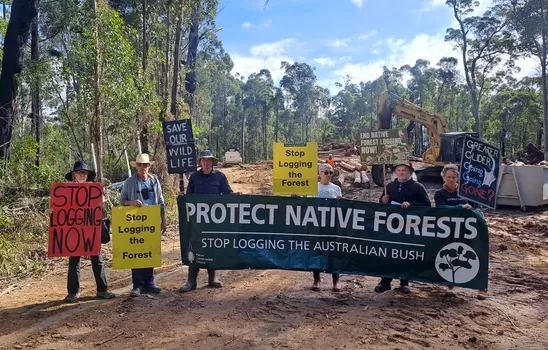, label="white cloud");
[327,38,351,48]
[231,38,299,83]
[515,56,540,79]
[312,57,335,67]
[358,30,378,40]
[333,33,456,84]
[242,22,252,29]
[250,38,296,56]
[350,0,365,8]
